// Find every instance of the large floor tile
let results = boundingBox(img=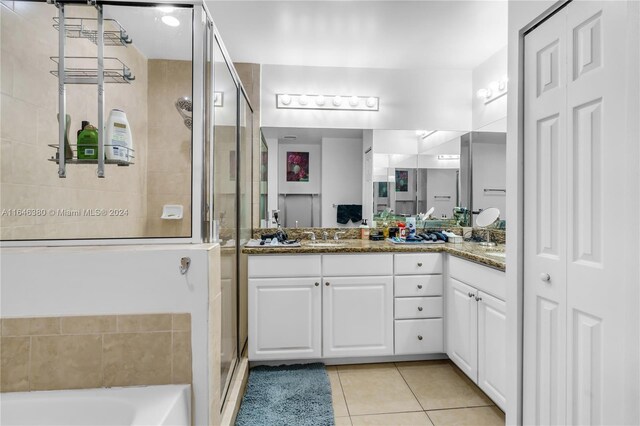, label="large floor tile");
[335,417,353,426]
[328,367,350,417]
[396,361,493,410]
[337,363,422,416]
[351,411,434,426]
[426,406,505,426]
